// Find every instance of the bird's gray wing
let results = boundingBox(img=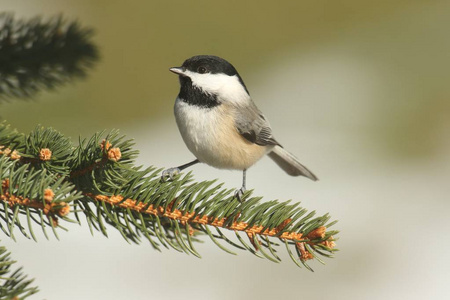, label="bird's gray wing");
[234,101,280,146]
